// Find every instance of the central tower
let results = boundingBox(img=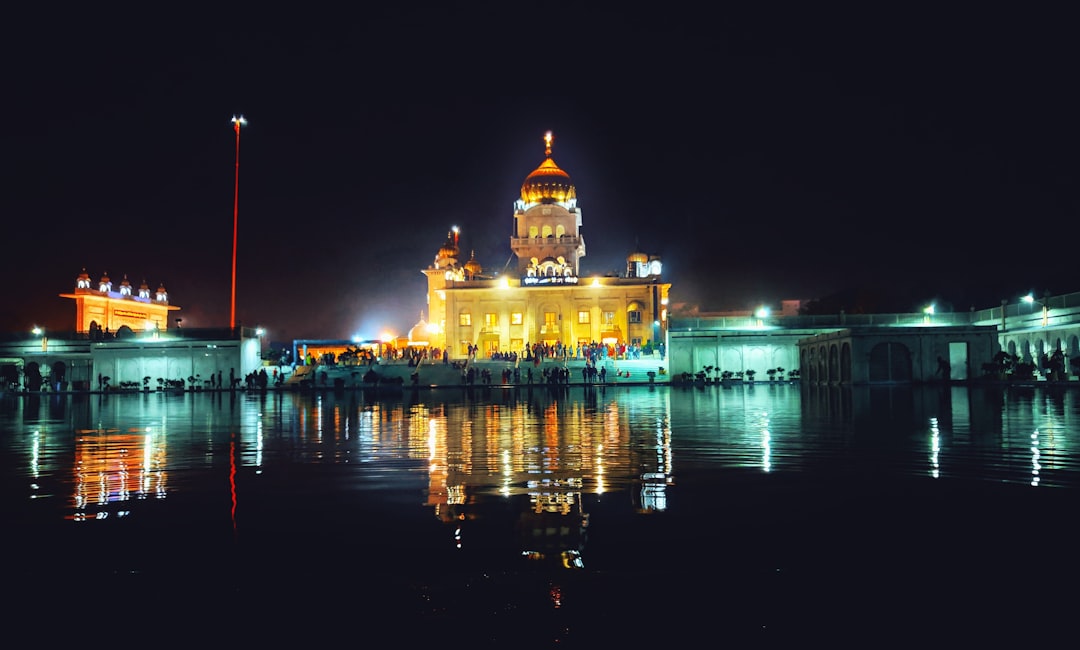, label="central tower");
[510,131,586,280]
